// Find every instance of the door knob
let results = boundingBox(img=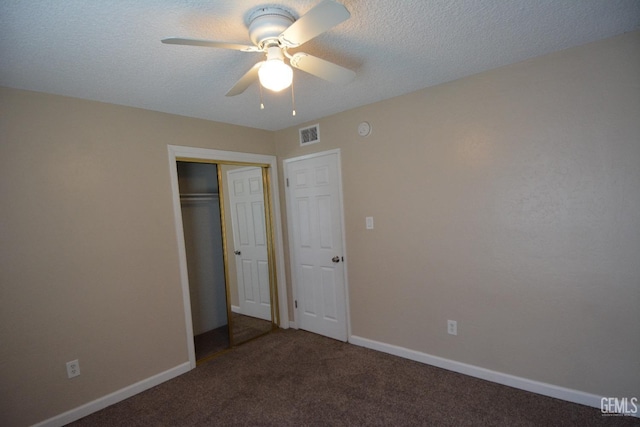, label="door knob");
[332,256,340,263]
[234,250,241,255]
